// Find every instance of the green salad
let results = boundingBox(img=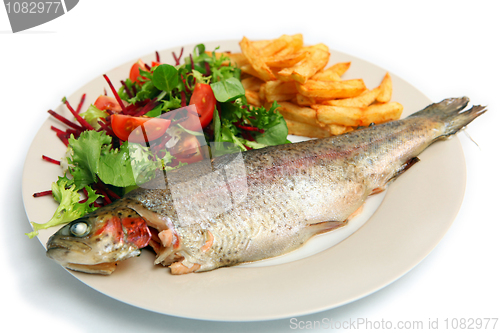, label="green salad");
[28,44,288,238]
